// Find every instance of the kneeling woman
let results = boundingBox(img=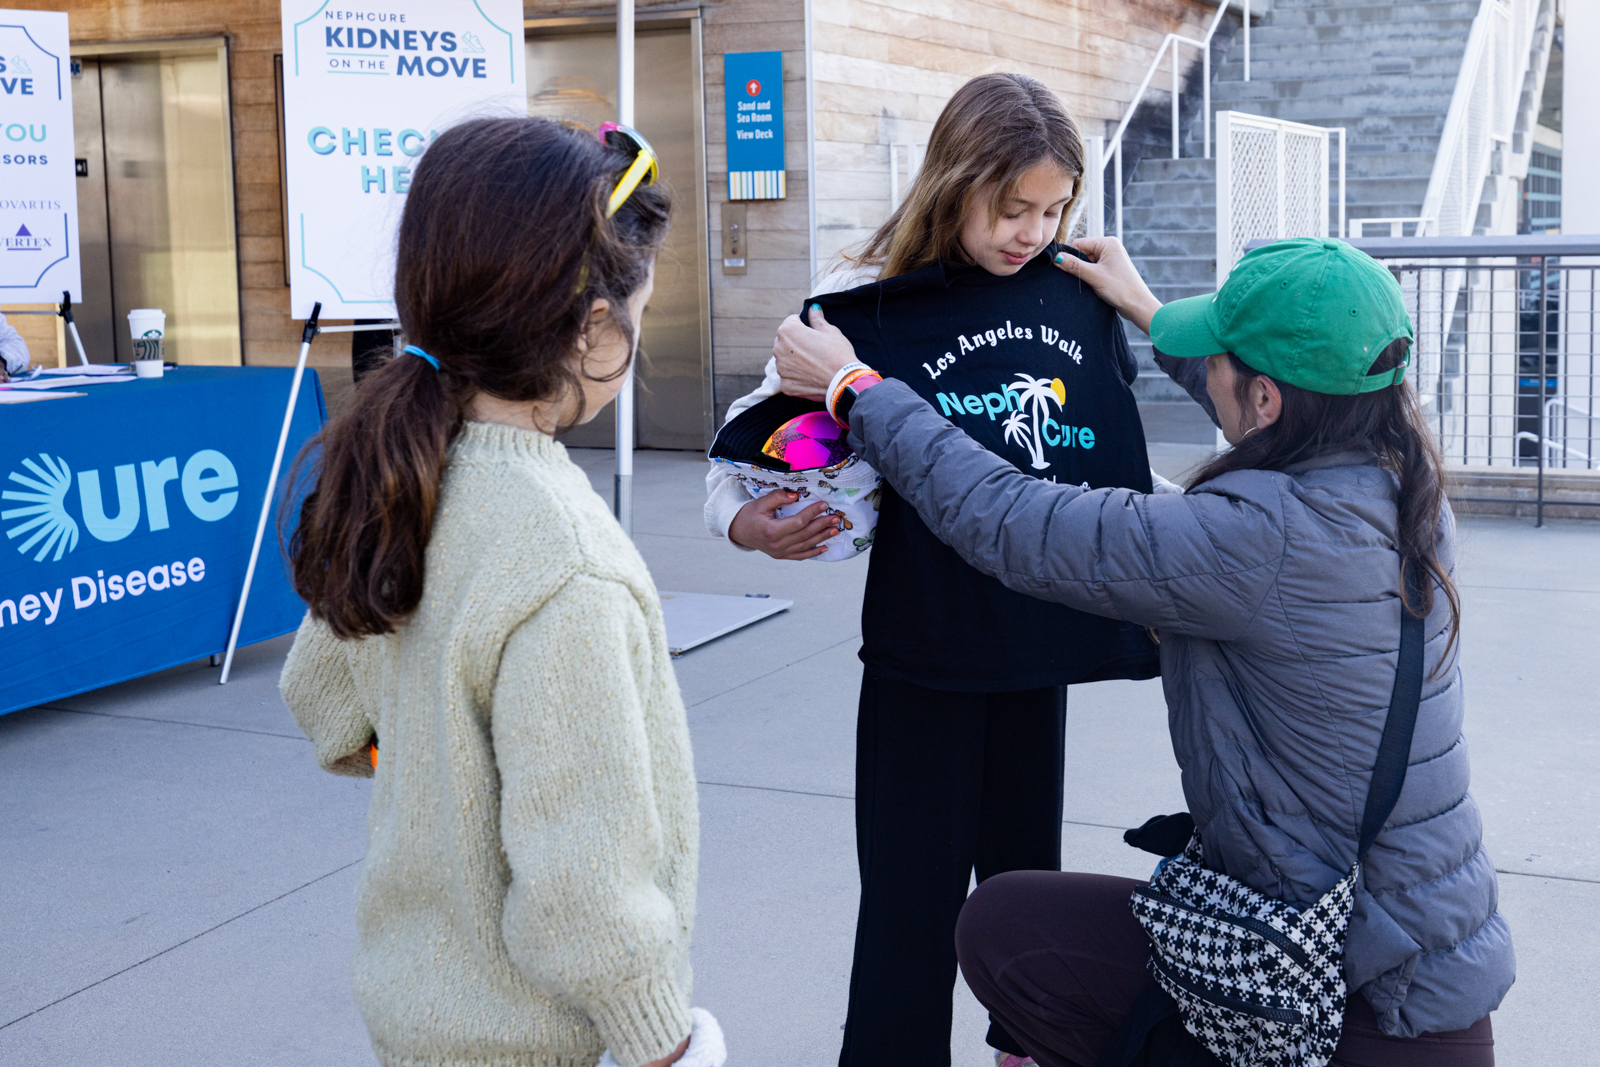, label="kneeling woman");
[776,238,1512,1066]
